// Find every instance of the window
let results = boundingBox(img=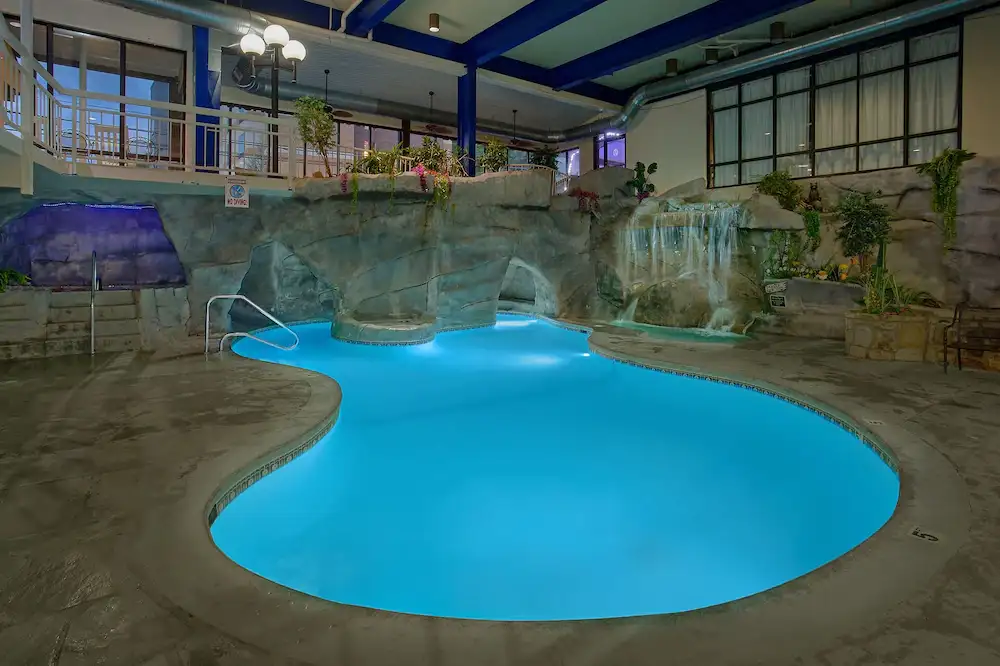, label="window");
[555,148,580,192]
[708,25,961,187]
[595,132,625,168]
[5,16,187,163]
